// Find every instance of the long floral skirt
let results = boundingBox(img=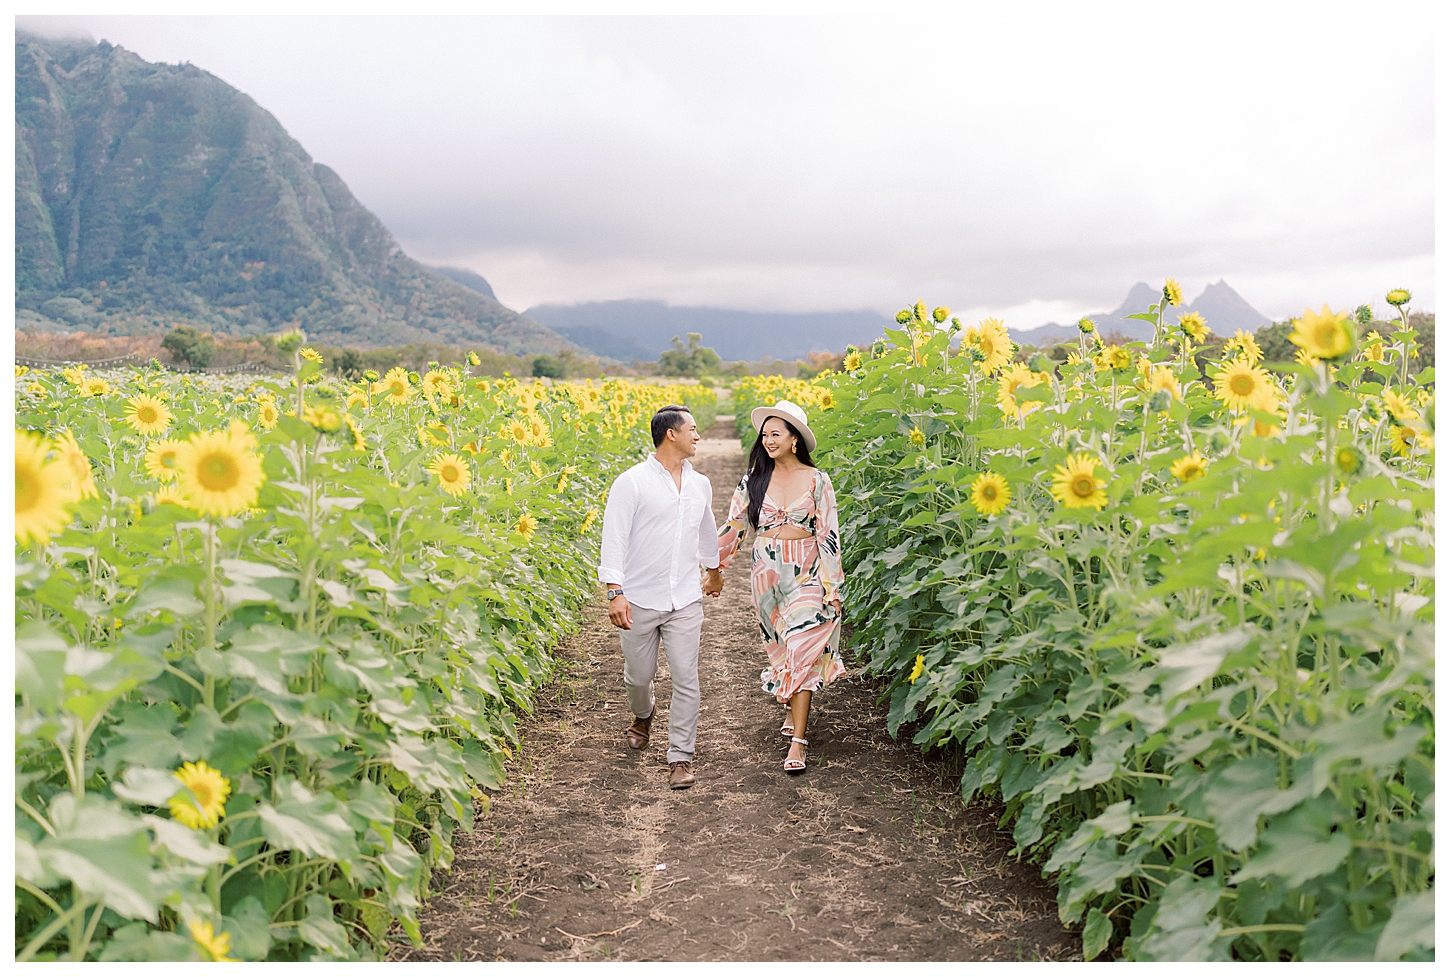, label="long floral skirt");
[751,535,845,703]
